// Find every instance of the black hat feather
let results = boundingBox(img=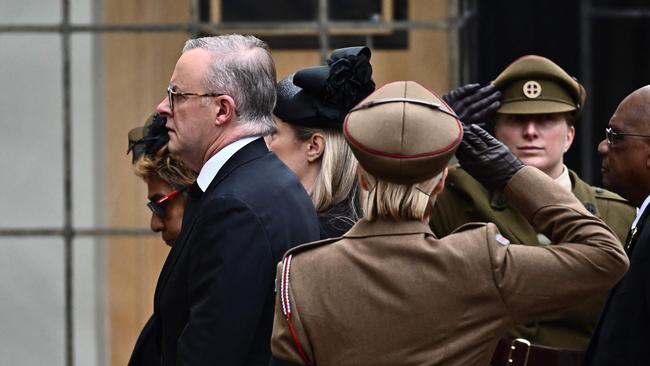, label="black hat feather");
[127,113,169,163]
